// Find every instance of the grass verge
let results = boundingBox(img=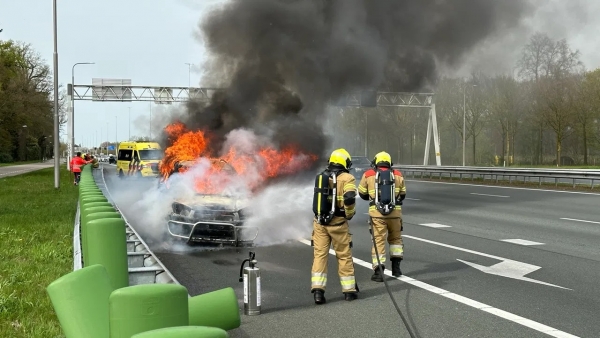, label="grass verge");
[0,167,78,338]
